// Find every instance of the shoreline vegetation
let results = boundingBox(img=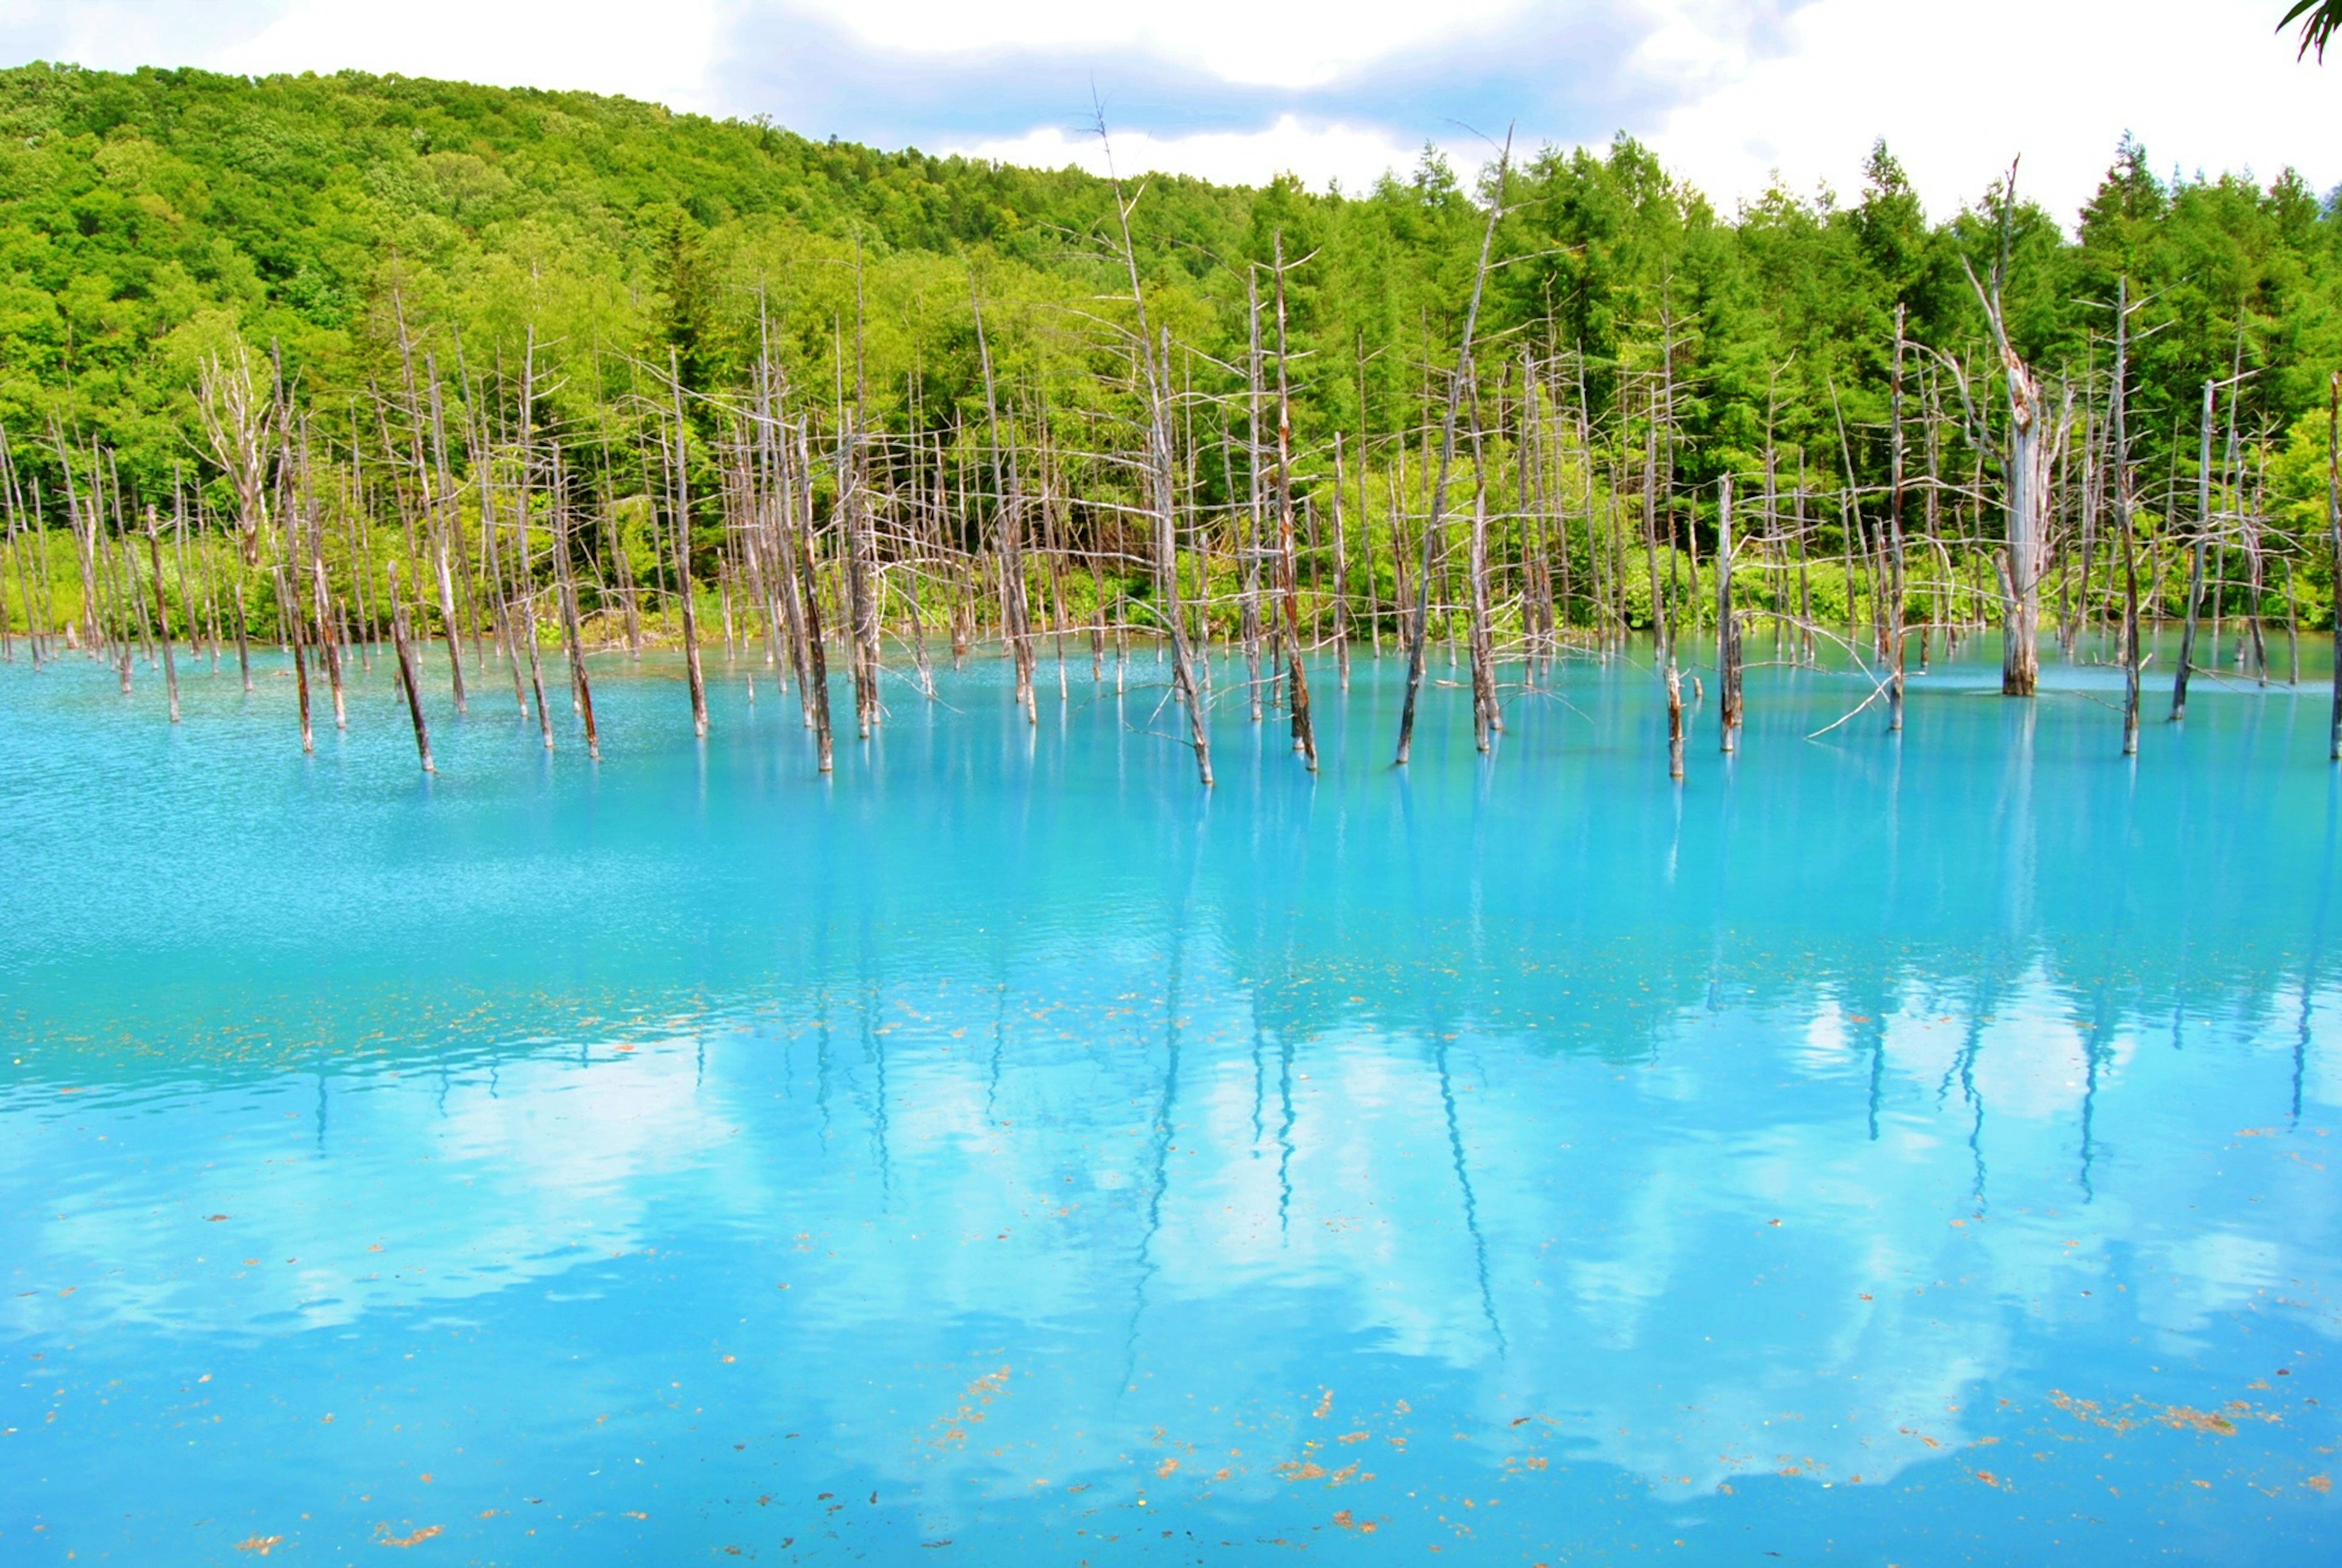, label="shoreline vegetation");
[4,63,2342,774]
